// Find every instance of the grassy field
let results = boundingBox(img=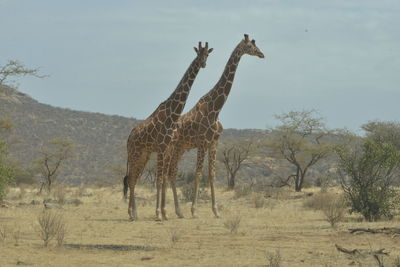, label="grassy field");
[1,185,399,267]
